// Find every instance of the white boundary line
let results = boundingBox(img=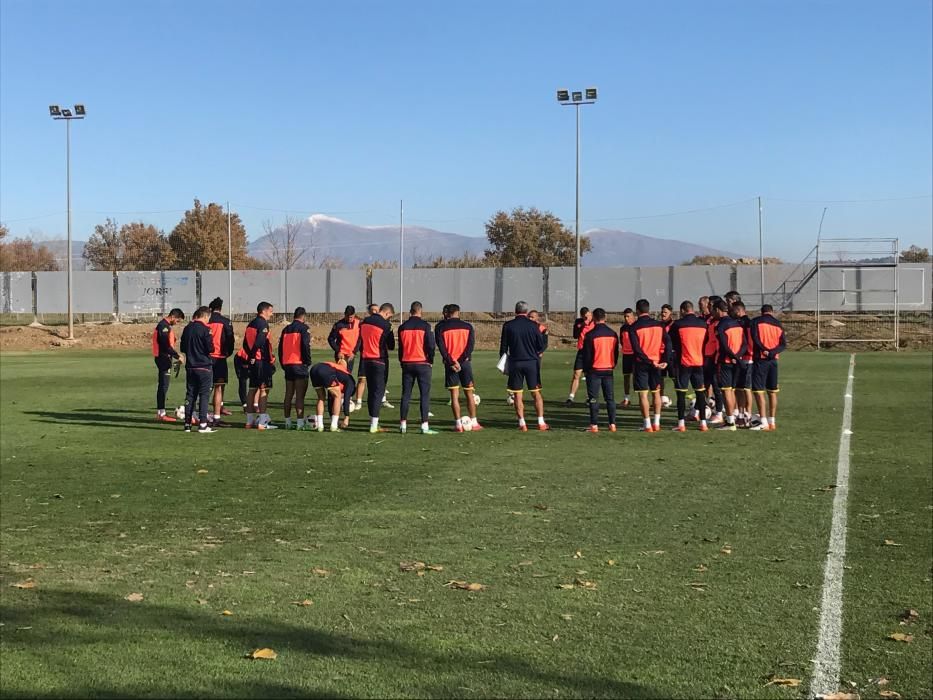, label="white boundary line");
[810,353,856,698]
